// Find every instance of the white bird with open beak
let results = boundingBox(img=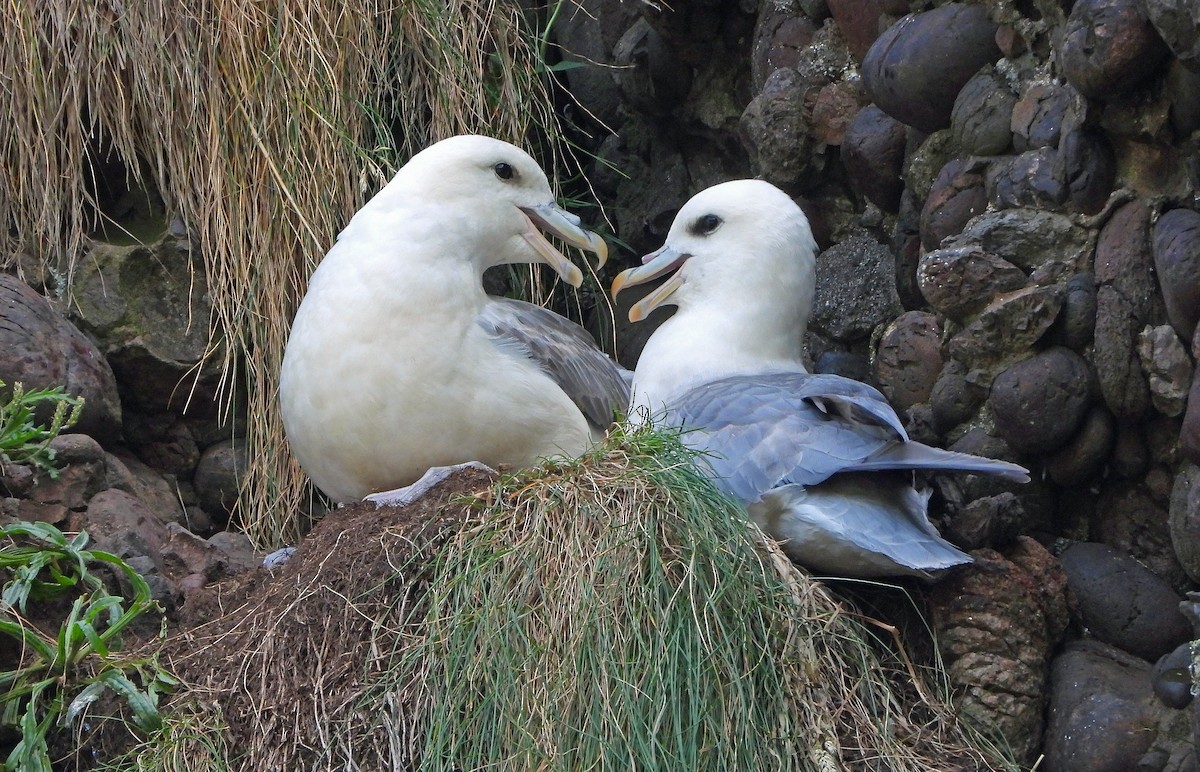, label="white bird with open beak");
[280,135,628,507]
[613,179,1028,579]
